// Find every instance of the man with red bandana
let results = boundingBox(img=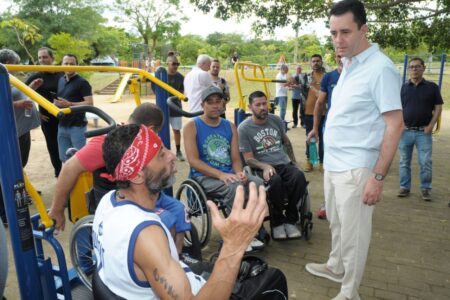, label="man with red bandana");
[93,124,270,299]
